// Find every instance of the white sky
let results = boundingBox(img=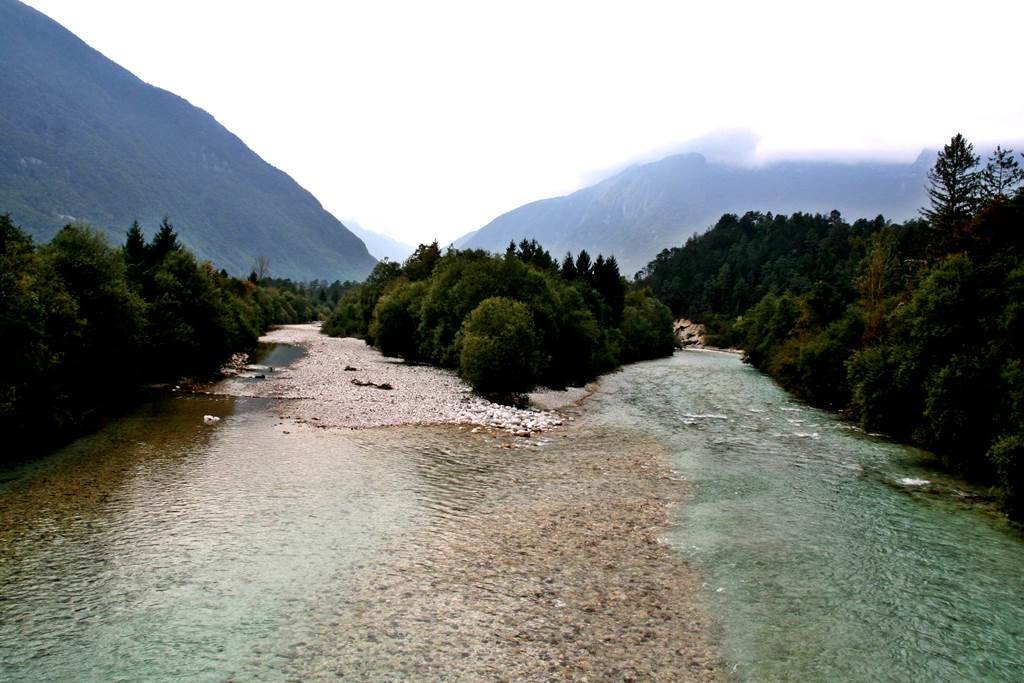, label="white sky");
[21,0,1024,246]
